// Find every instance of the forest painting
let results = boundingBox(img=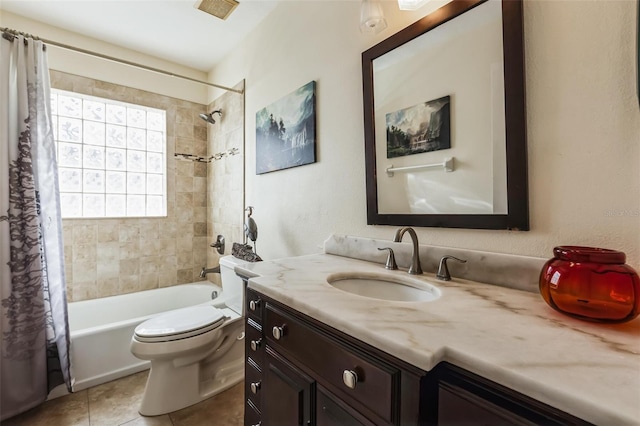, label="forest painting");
[256,81,316,174]
[385,95,451,159]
